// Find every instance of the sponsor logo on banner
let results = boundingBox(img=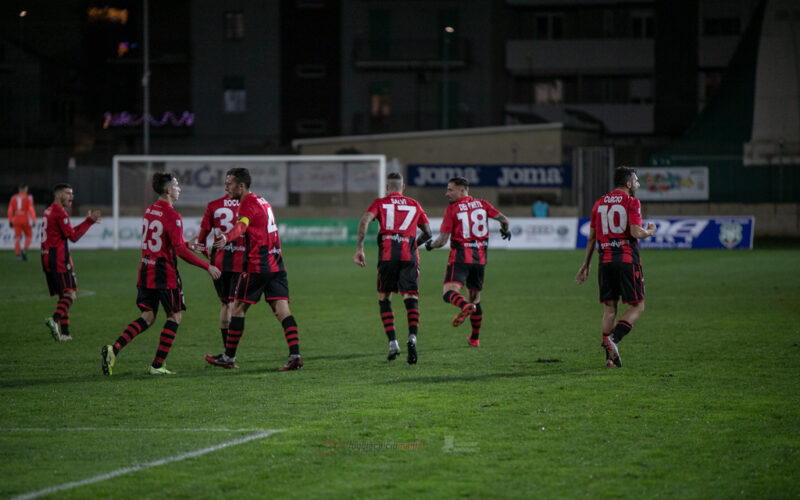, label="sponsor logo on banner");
[408,165,571,188]
[636,167,709,201]
[576,216,754,249]
[168,161,288,207]
[718,221,743,249]
[428,217,577,249]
